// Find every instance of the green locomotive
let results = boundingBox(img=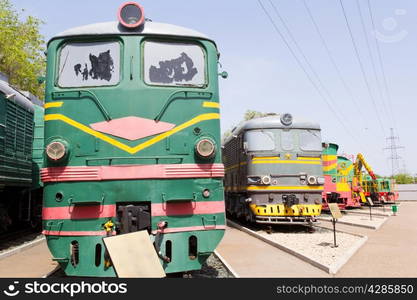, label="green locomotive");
[42,2,225,276]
